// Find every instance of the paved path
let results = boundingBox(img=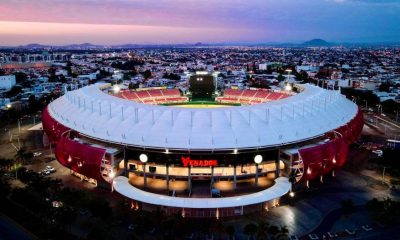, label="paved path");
[261,169,398,236]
